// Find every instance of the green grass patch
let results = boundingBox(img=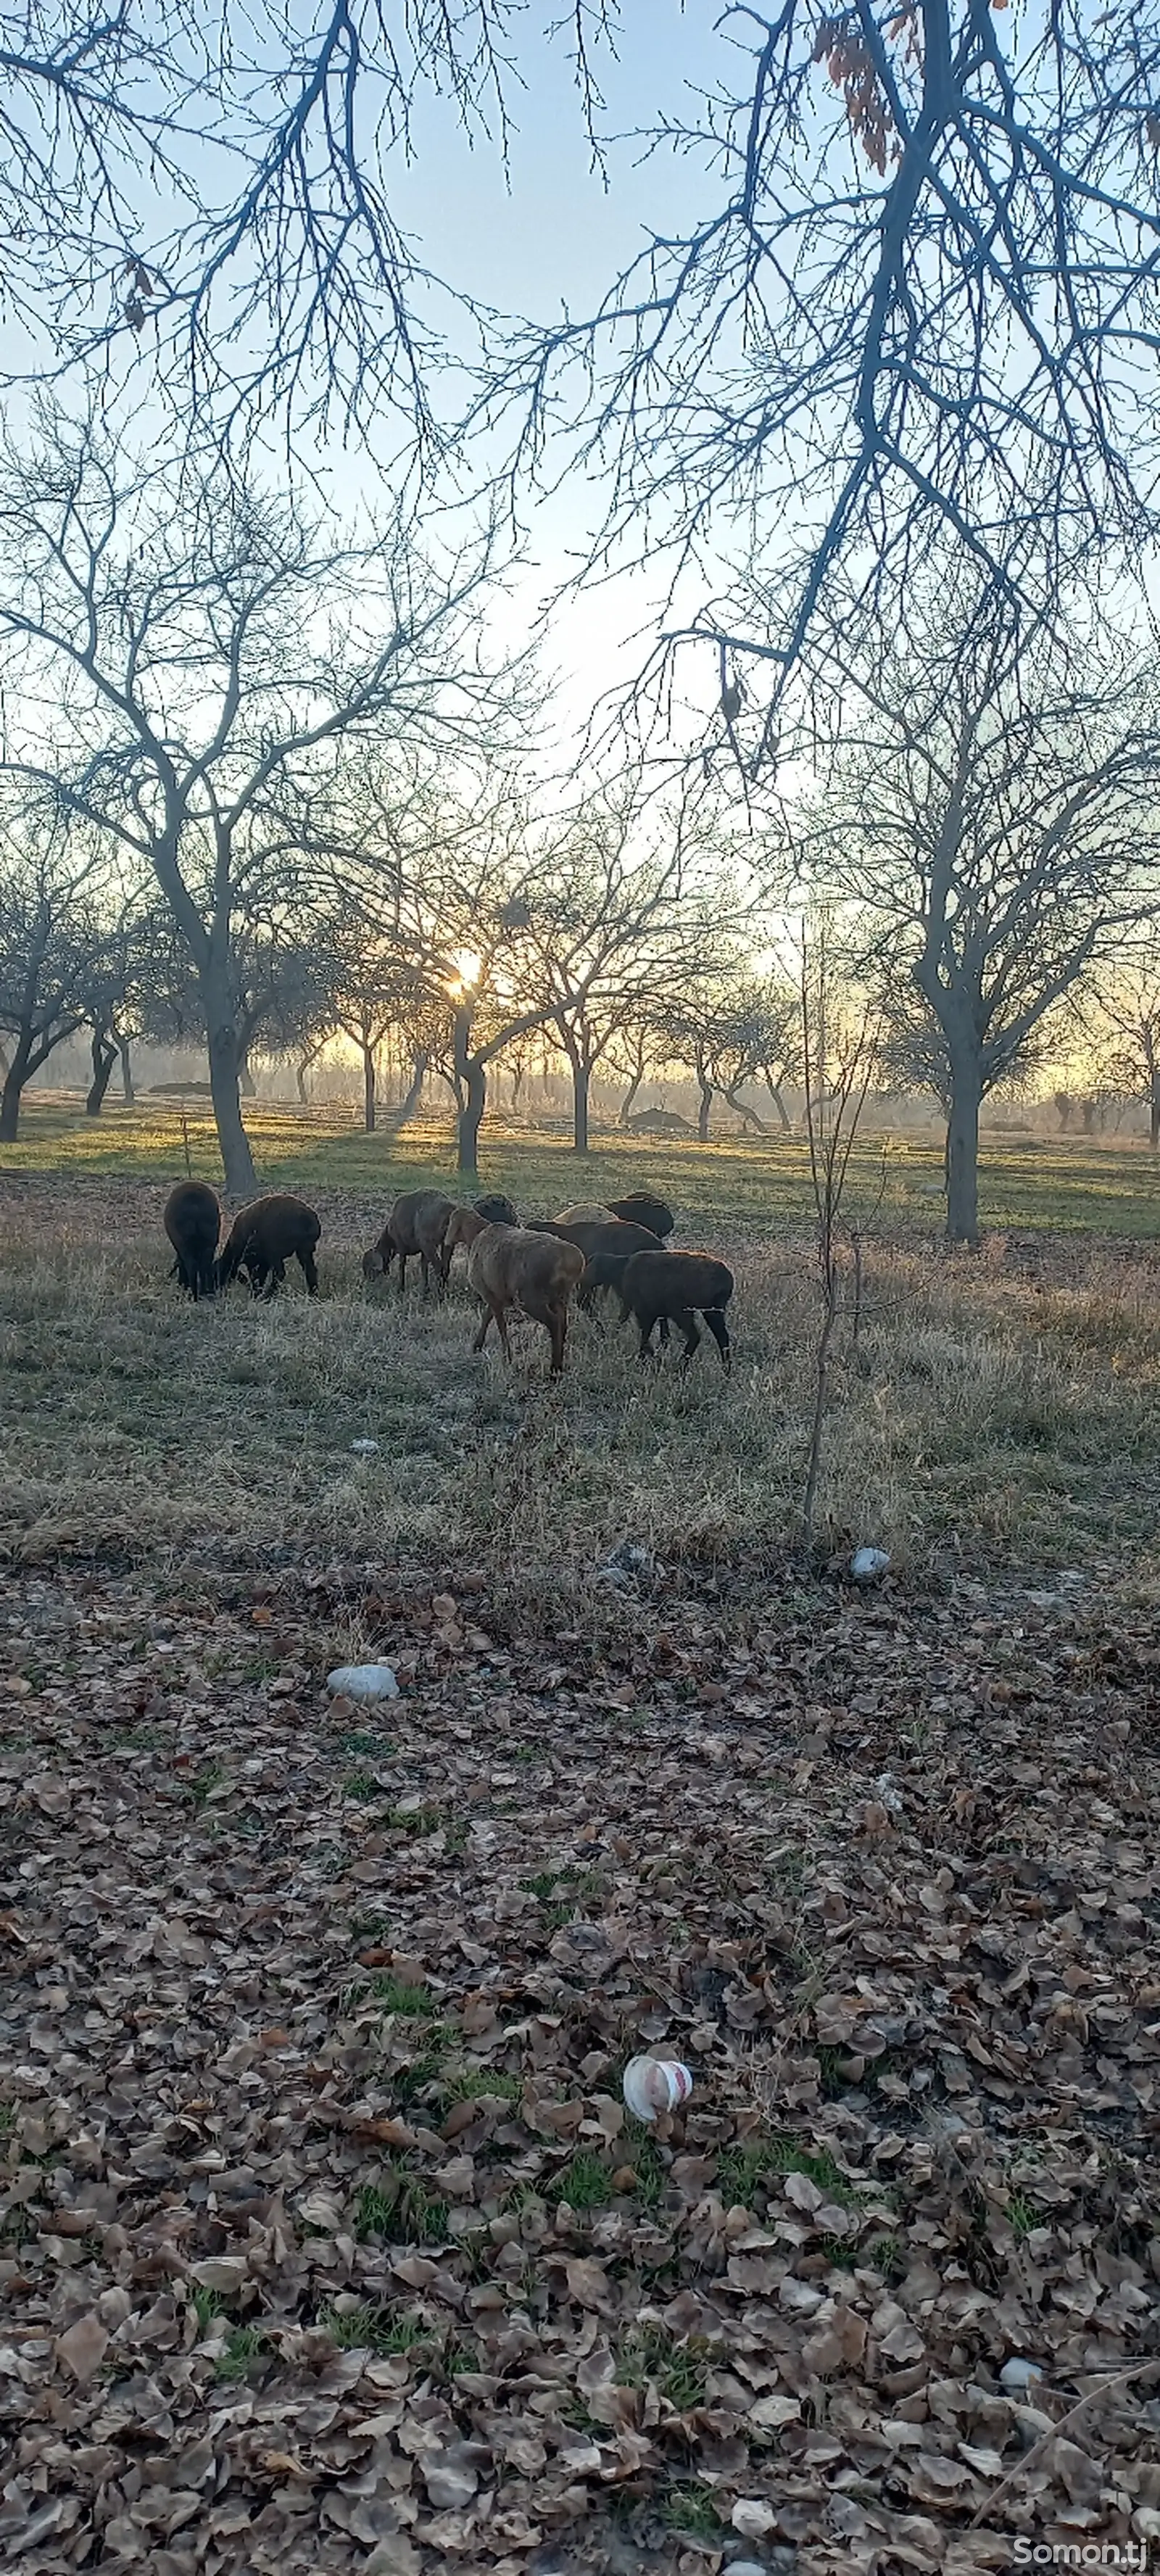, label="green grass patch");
[353,2167,450,2245]
[547,2149,613,2211]
[663,2481,724,2538]
[618,2324,710,2411]
[215,2323,268,2380]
